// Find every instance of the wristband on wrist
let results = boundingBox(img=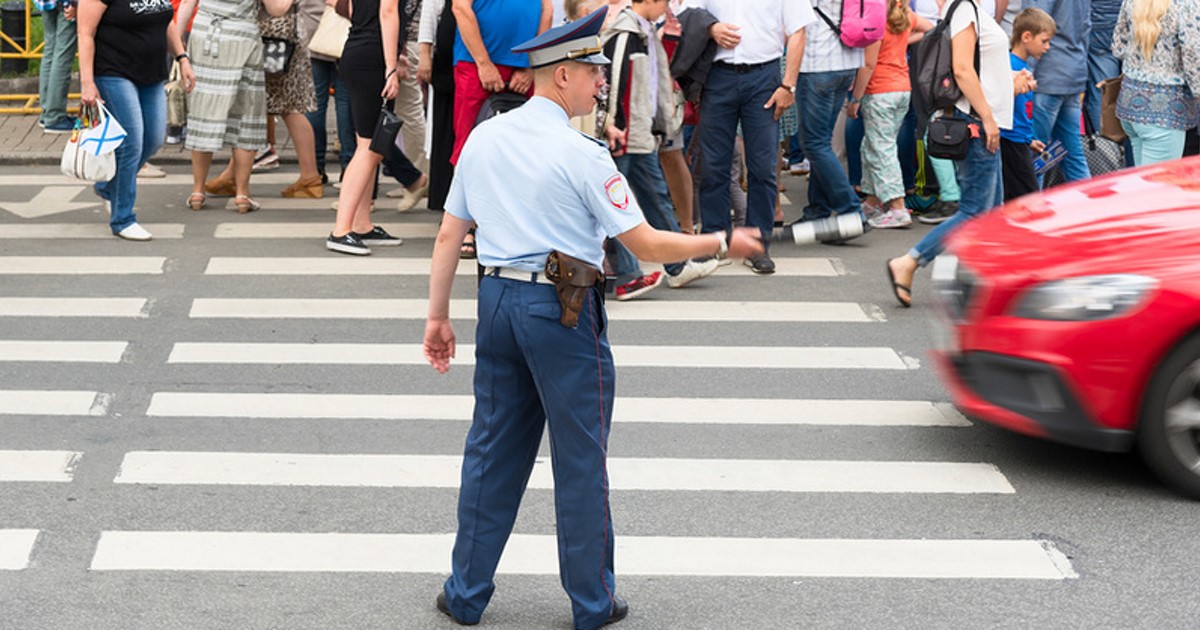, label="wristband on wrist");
[175,53,189,62]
